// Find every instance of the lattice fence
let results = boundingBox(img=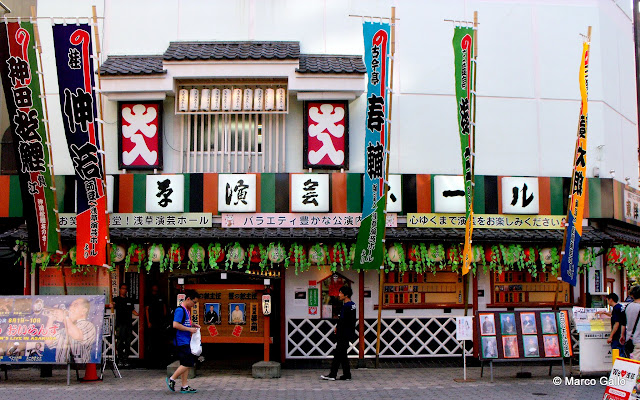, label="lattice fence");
[287,317,473,359]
